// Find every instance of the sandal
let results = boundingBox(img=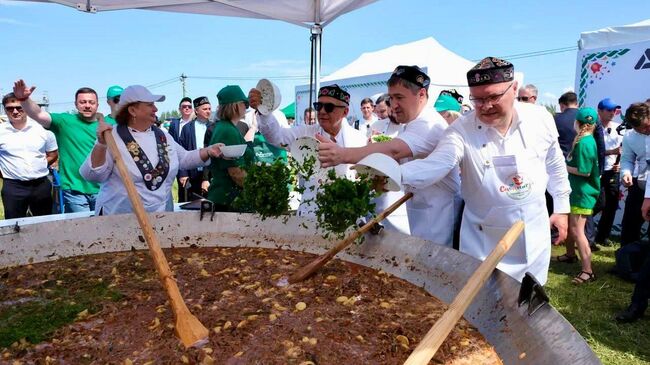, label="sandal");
[572,271,595,285]
[555,254,578,263]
